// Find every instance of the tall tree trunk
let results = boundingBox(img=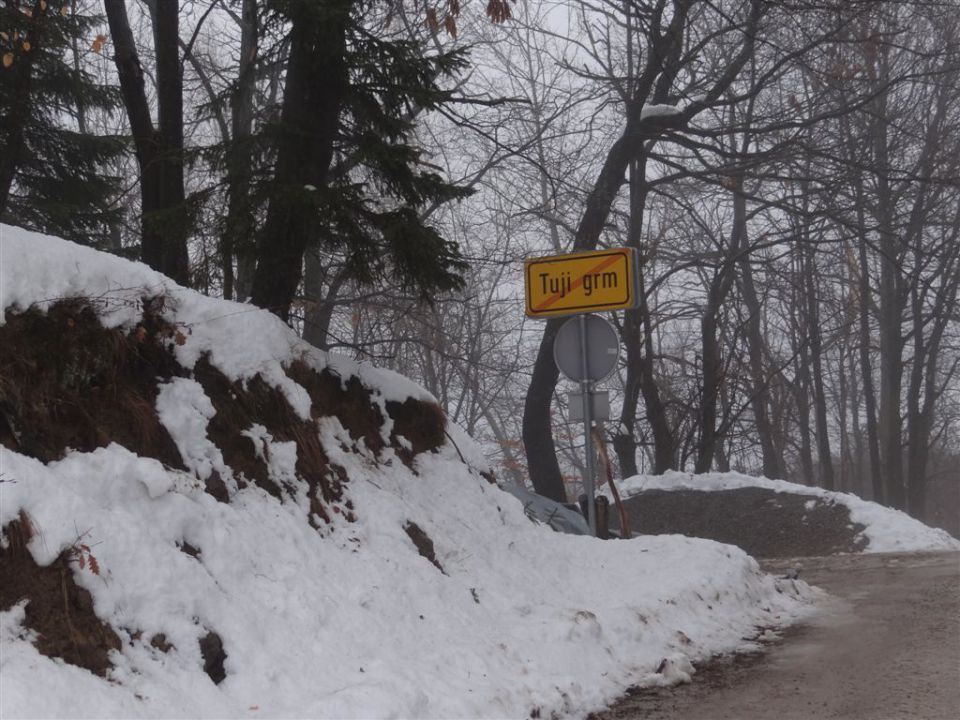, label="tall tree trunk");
[736,202,782,479]
[792,247,815,485]
[855,196,884,503]
[864,42,907,509]
[695,288,723,474]
[250,0,350,321]
[302,254,348,350]
[615,157,676,477]
[906,245,960,519]
[522,318,566,501]
[105,0,189,285]
[847,339,866,496]
[637,274,676,473]
[876,174,905,509]
[803,241,835,490]
[695,180,742,473]
[222,0,258,300]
